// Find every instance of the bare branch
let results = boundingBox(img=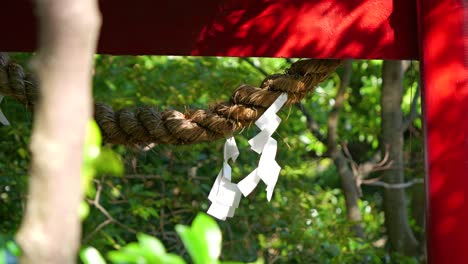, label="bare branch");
[342,143,395,197]
[82,219,112,244]
[327,60,352,155]
[85,179,137,241]
[376,145,391,167]
[362,178,424,189]
[242,58,269,76]
[296,103,327,143]
[341,142,360,179]
[125,174,163,180]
